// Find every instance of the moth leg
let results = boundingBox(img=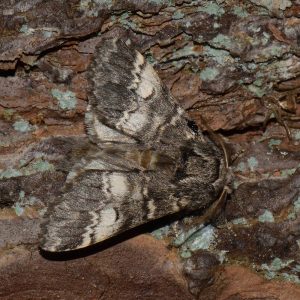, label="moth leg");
[197,115,230,169]
[197,113,232,195]
[173,186,230,248]
[262,95,295,140]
